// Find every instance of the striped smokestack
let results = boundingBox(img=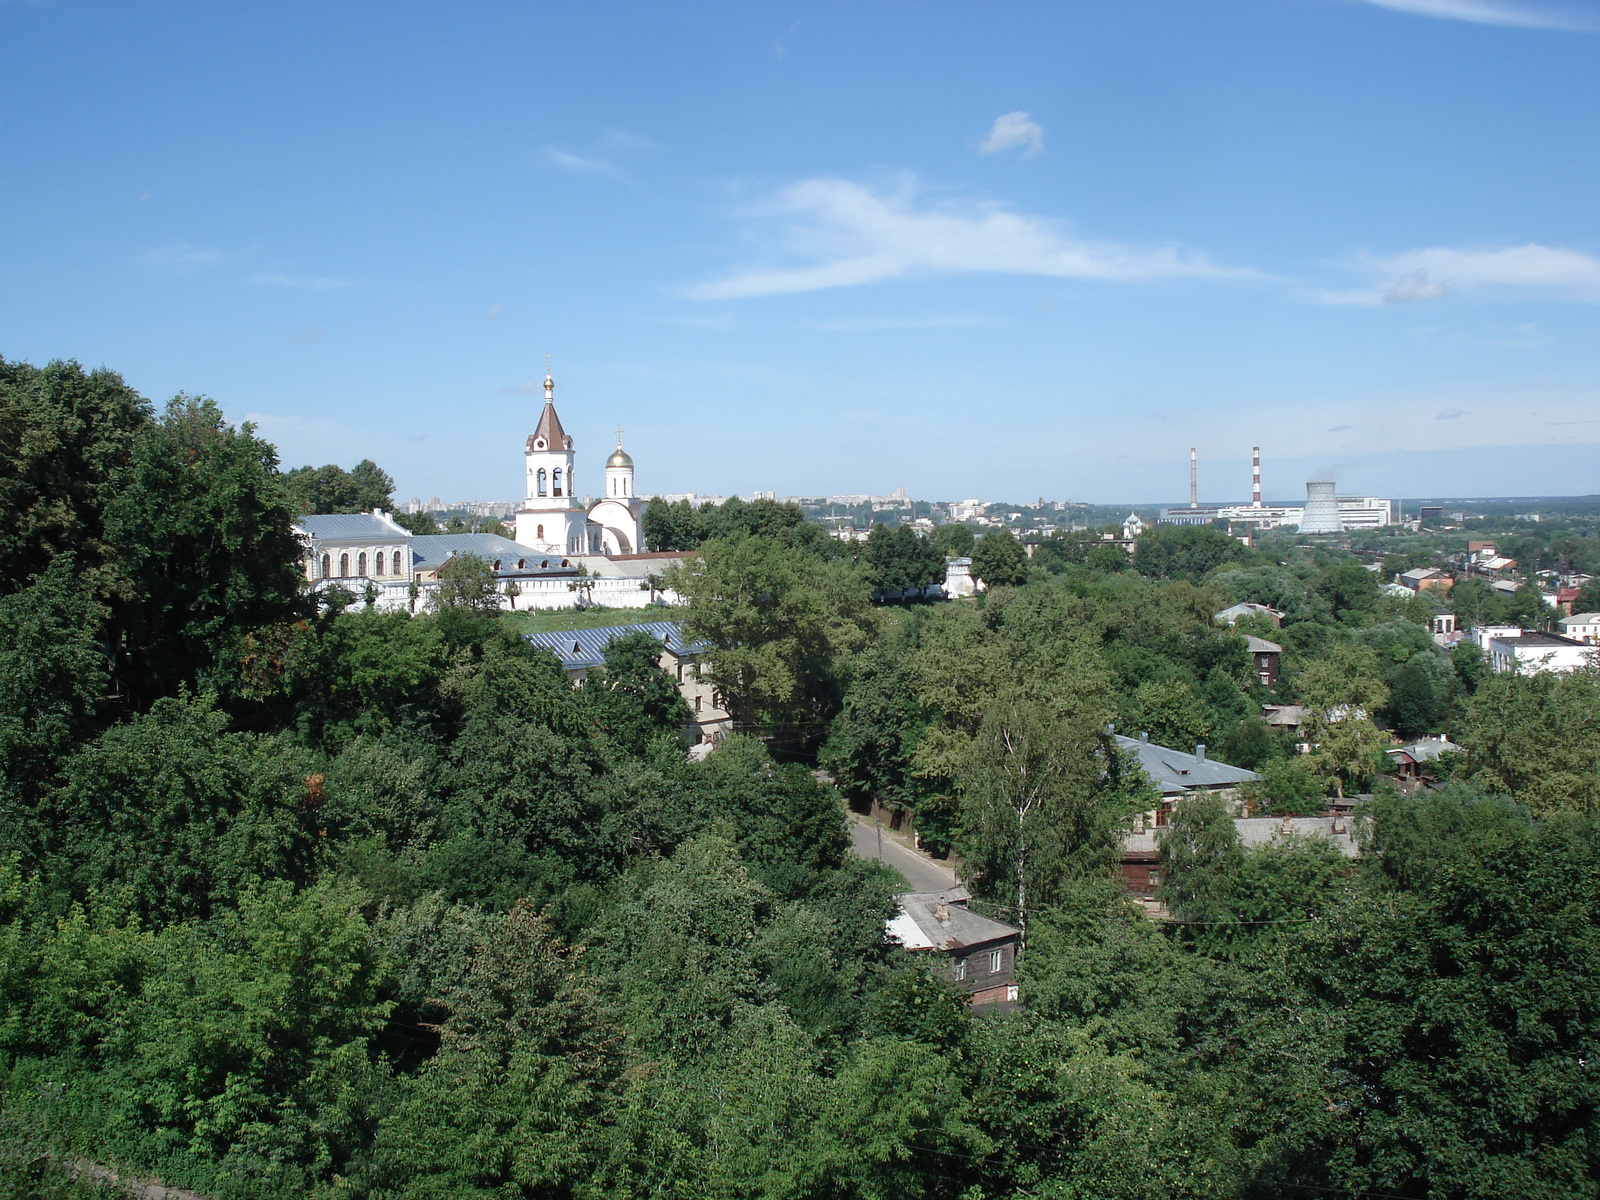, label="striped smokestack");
[1252,446,1261,507]
[1189,448,1197,508]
